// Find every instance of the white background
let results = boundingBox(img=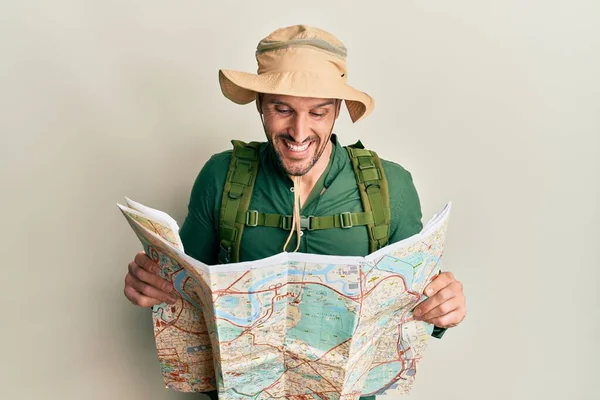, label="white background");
[1,1,598,399]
